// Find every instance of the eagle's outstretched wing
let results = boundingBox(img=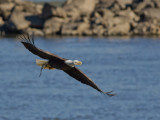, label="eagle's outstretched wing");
[19,34,64,61]
[64,67,115,96]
